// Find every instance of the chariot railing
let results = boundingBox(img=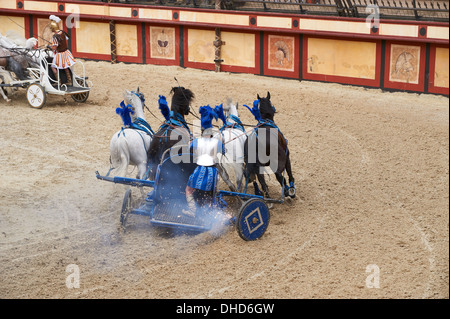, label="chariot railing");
[78,0,449,22]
